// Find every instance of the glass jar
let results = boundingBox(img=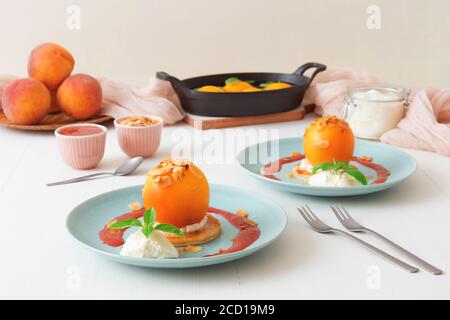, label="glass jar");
[342,85,409,140]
